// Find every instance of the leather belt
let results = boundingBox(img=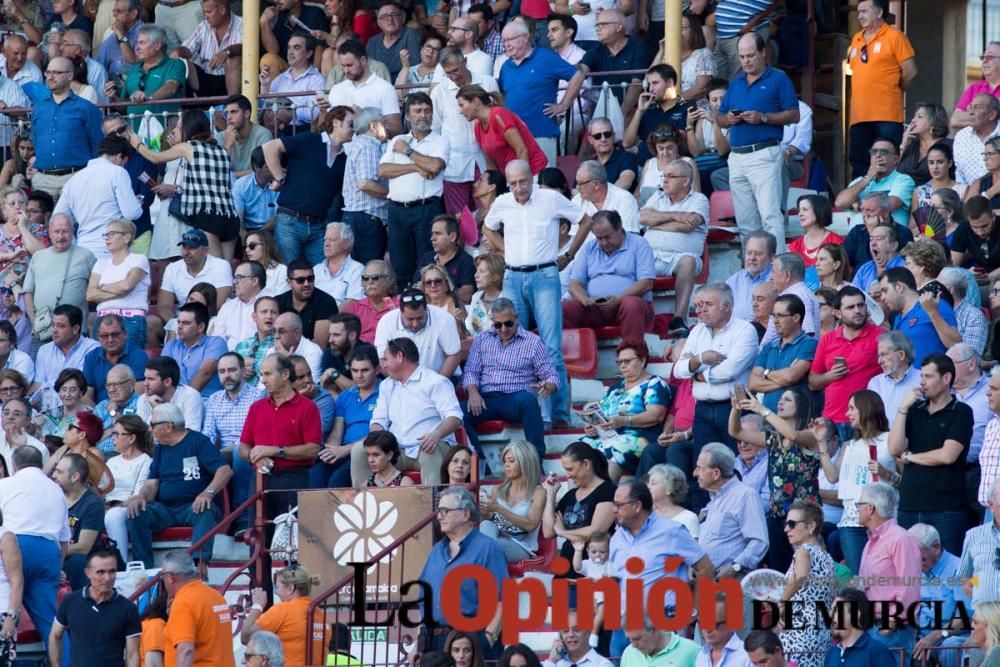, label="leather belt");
[508,261,556,273]
[38,166,84,176]
[277,207,325,224]
[731,139,780,154]
[390,196,441,208]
